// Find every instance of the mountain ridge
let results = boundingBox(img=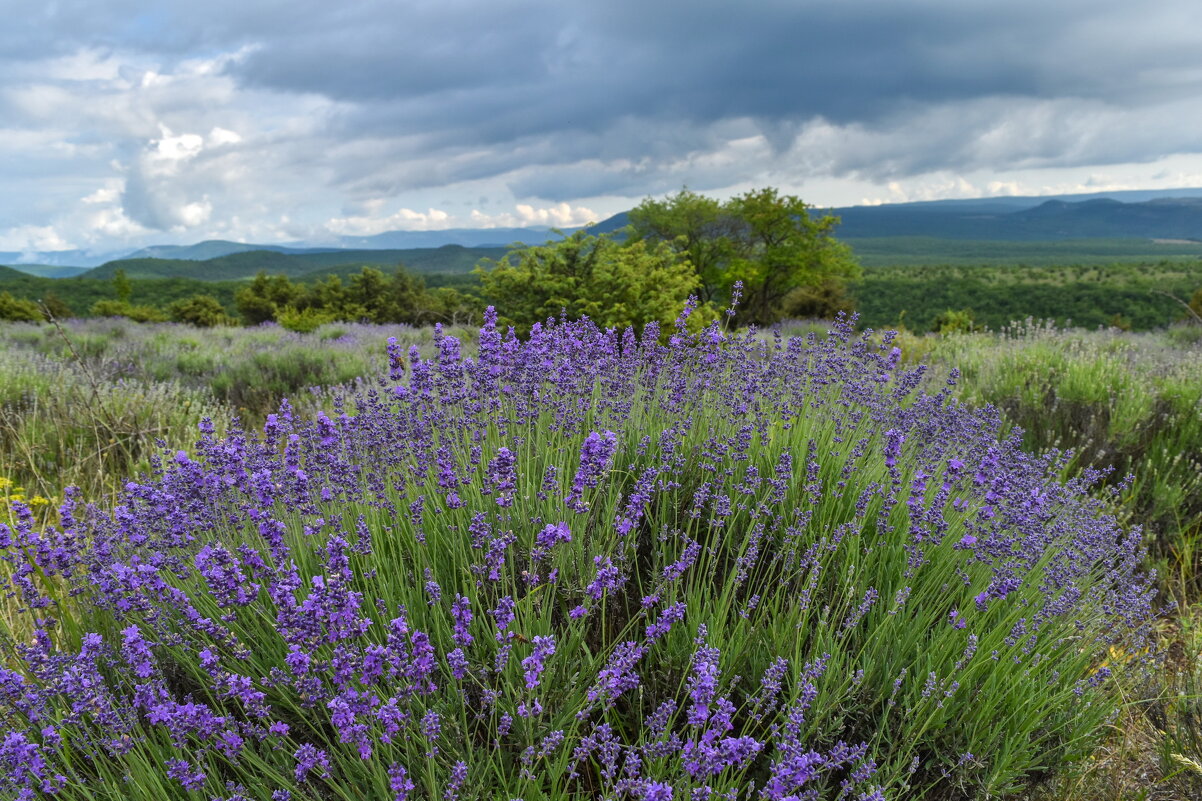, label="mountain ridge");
[7,187,1202,271]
